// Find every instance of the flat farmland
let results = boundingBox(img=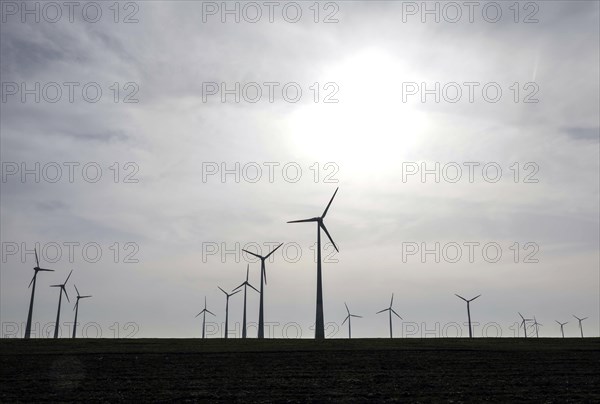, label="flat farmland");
[1,338,598,402]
